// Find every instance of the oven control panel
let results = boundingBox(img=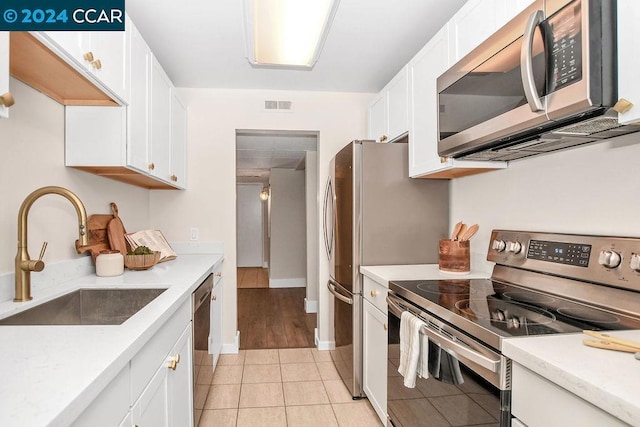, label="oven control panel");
[487,230,640,292]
